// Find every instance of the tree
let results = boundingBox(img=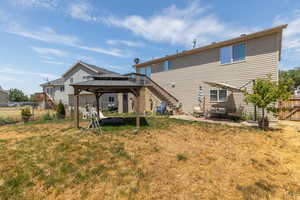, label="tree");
[9,88,29,102]
[21,107,32,123]
[56,101,66,119]
[244,75,292,130]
